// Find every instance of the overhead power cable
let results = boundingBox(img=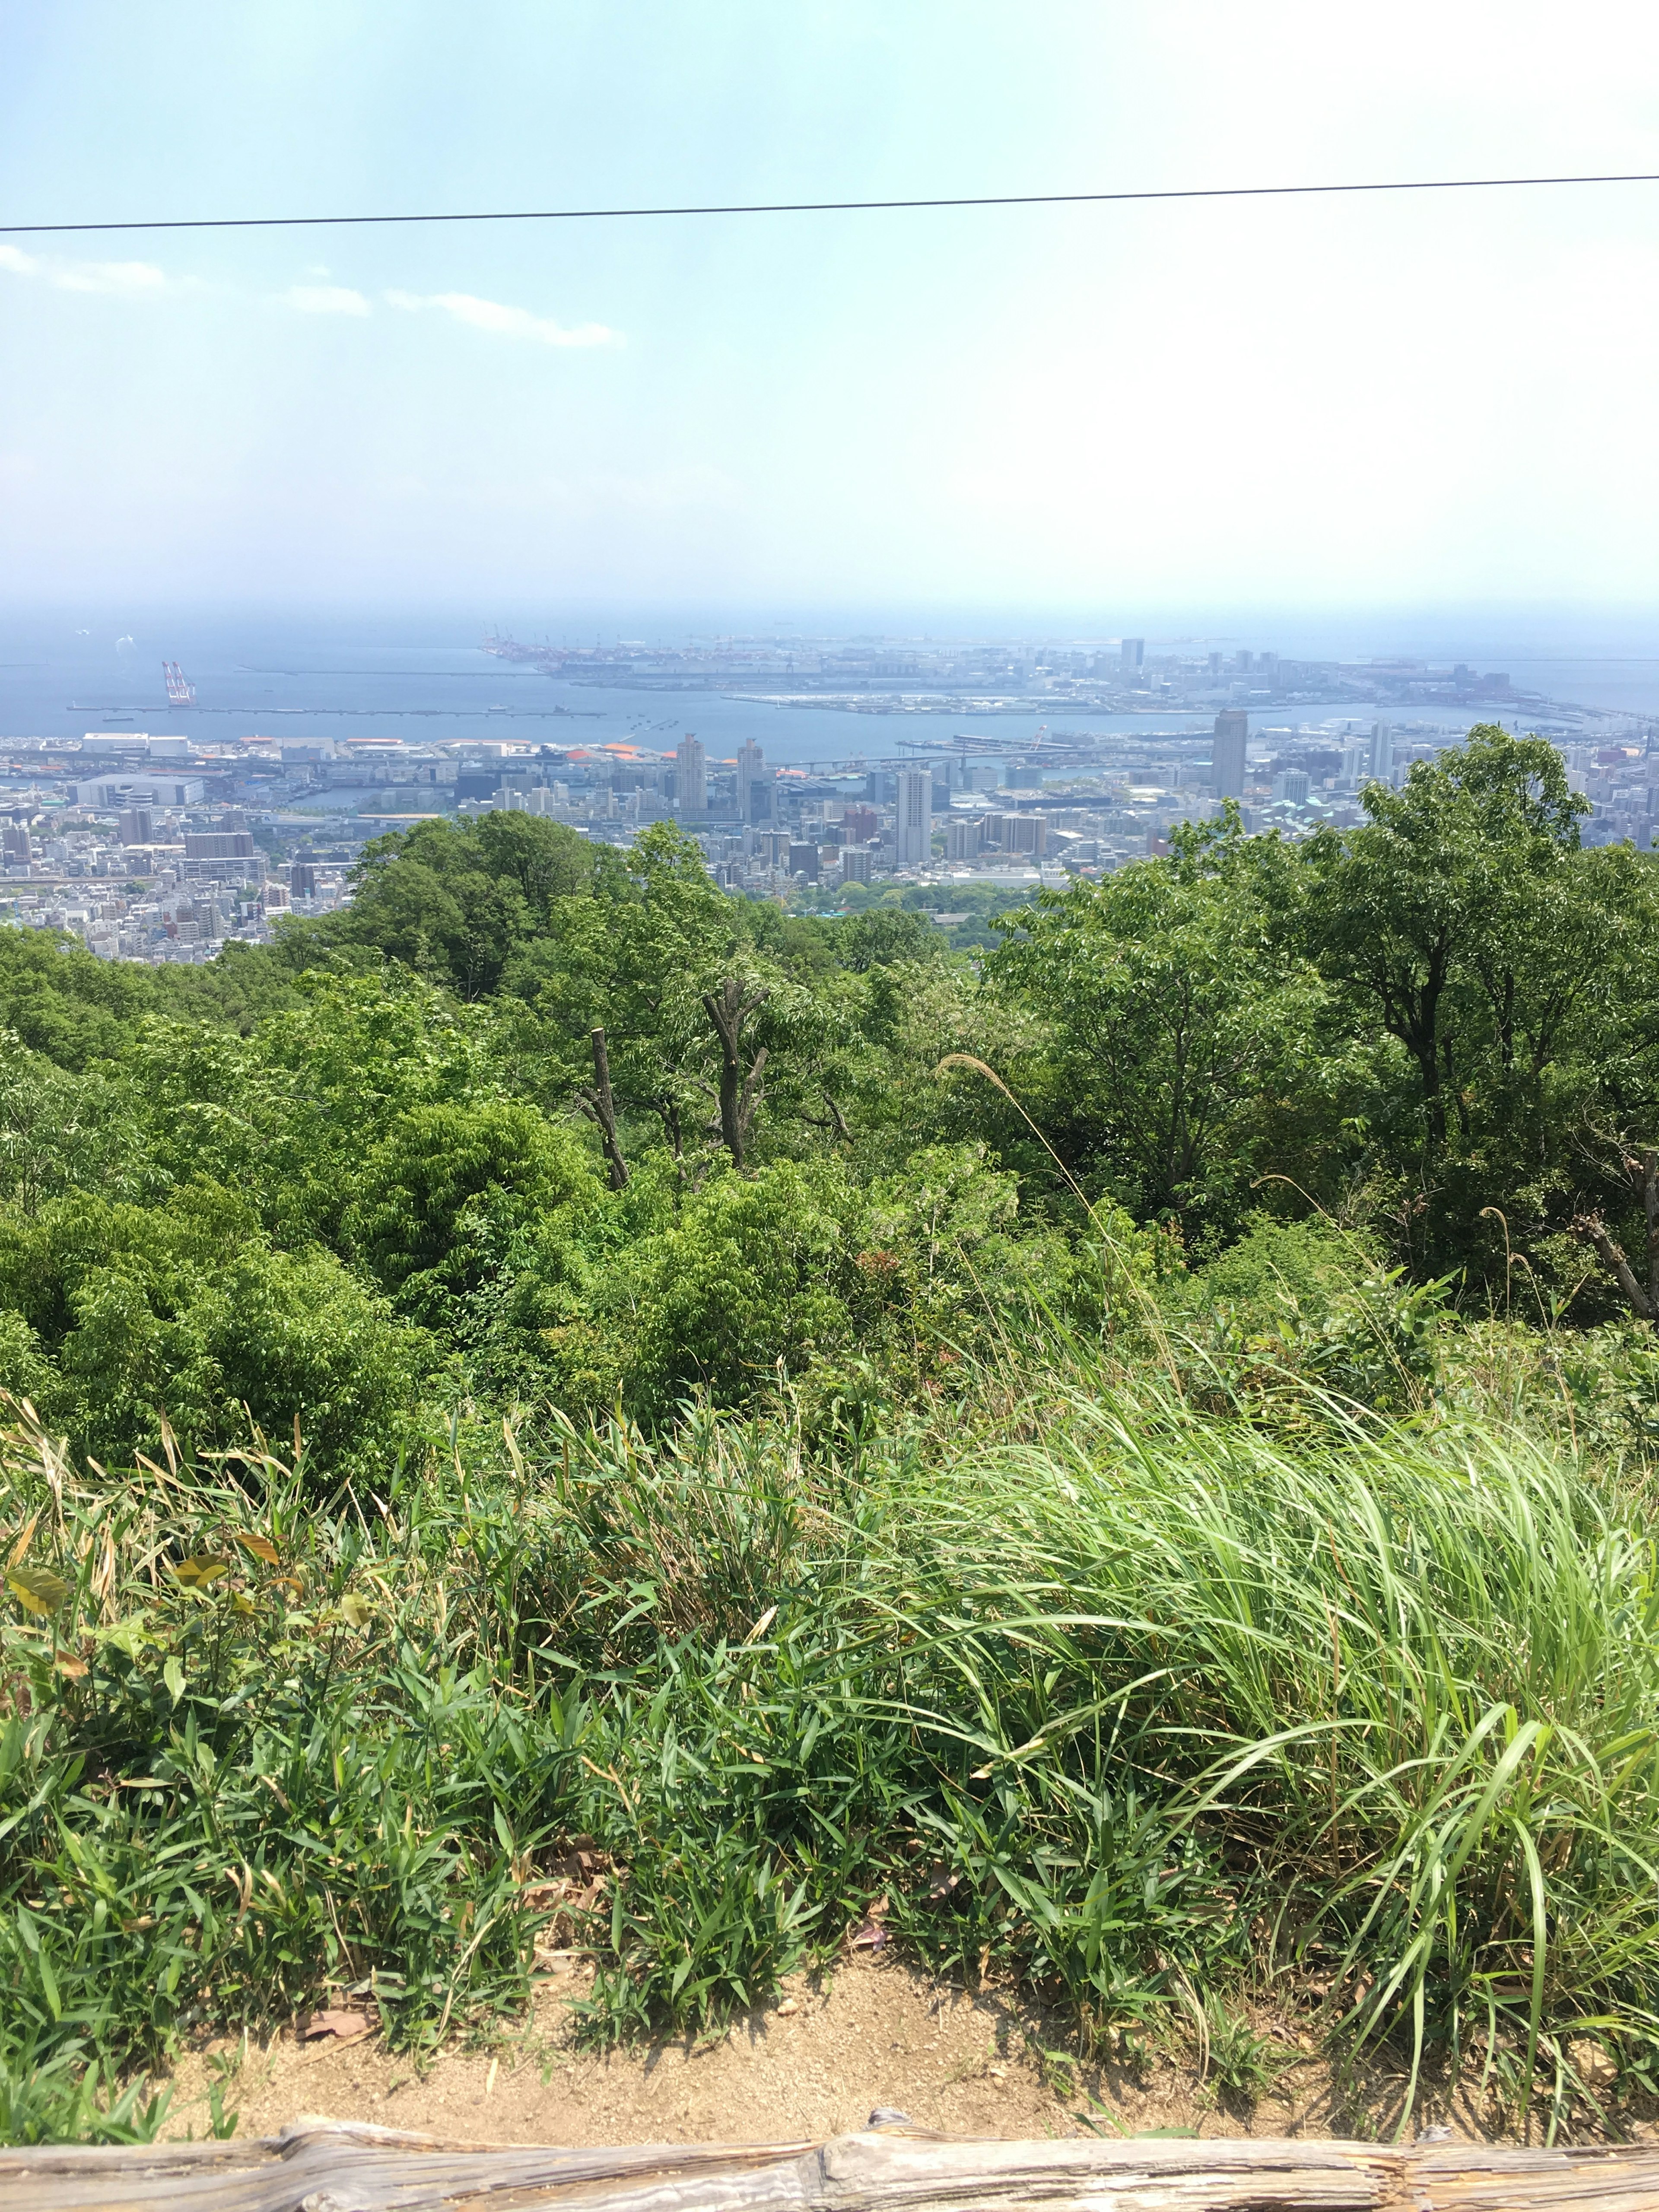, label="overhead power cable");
[3,170,1659,237]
